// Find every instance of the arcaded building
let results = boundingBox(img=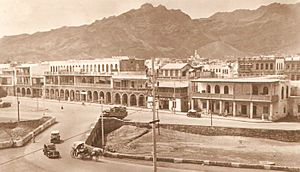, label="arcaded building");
[190,76,290,121]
